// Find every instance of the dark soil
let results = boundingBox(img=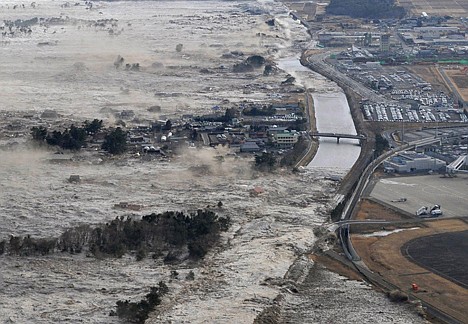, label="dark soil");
[402,230,468,289]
